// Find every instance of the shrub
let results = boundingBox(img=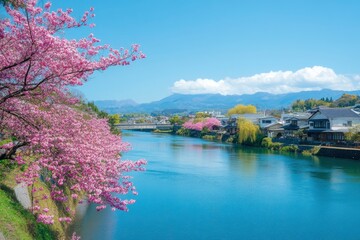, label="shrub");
[261,137,273,148]
[302,146,320,156]
[281,145,299,153]
[202,135,216,141]
[176,128,190,136]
